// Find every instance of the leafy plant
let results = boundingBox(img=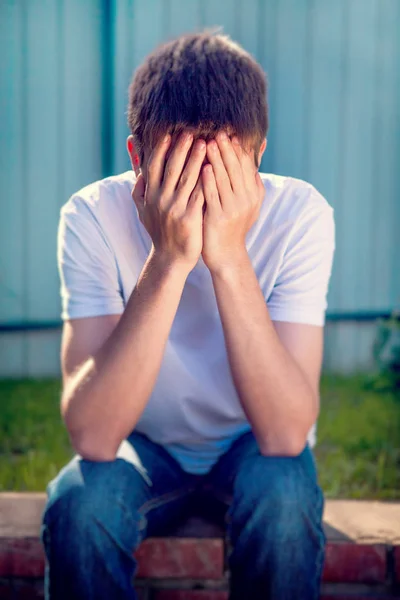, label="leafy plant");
[369,311,400,393]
